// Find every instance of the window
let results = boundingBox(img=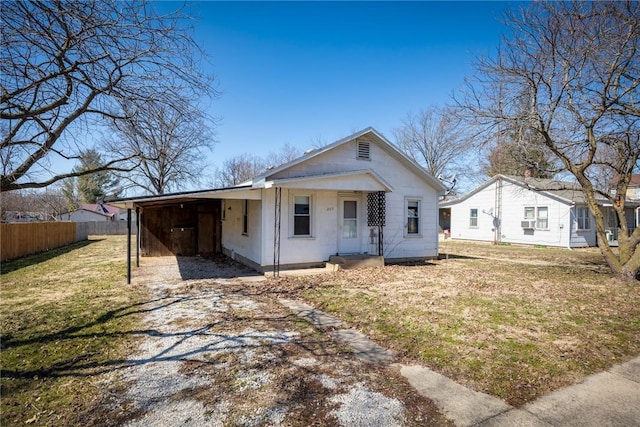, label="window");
[524,207,535,220]
[469,208,478,227]
[523,206,549,229]
[242,200,248,235]
[407,199,420,234]
[357,140,370,160]
[342,200,358,238]
[577,206,590,230]
[293,195,311,236]
[536,206,548,229]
